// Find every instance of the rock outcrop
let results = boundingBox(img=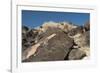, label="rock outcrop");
[22,21,90,62]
